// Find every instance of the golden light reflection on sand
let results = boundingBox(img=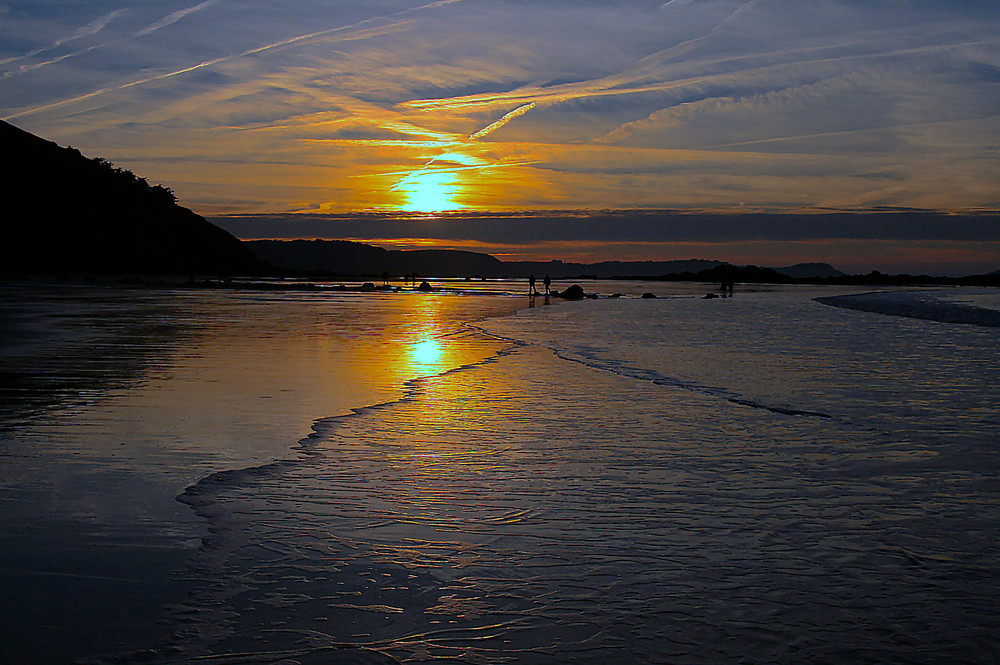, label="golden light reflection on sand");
[110,293,519,468]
